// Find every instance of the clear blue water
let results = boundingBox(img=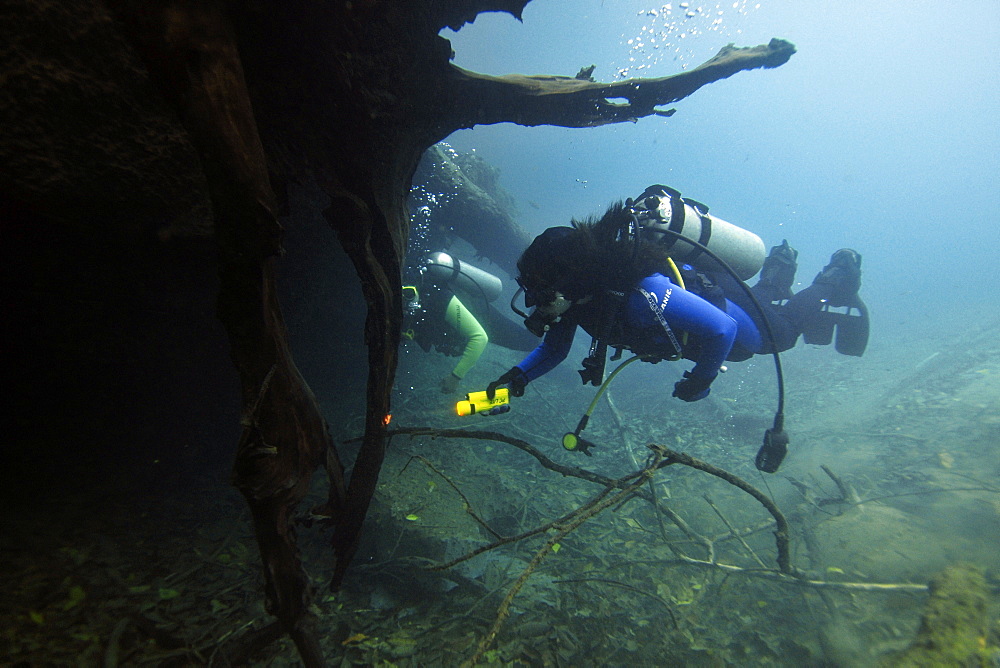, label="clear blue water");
[387,6,1000,662]
[441,0,1000,342]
